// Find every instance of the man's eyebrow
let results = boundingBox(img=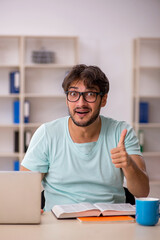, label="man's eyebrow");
[68,86,99,91]
[68,86,78,90]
